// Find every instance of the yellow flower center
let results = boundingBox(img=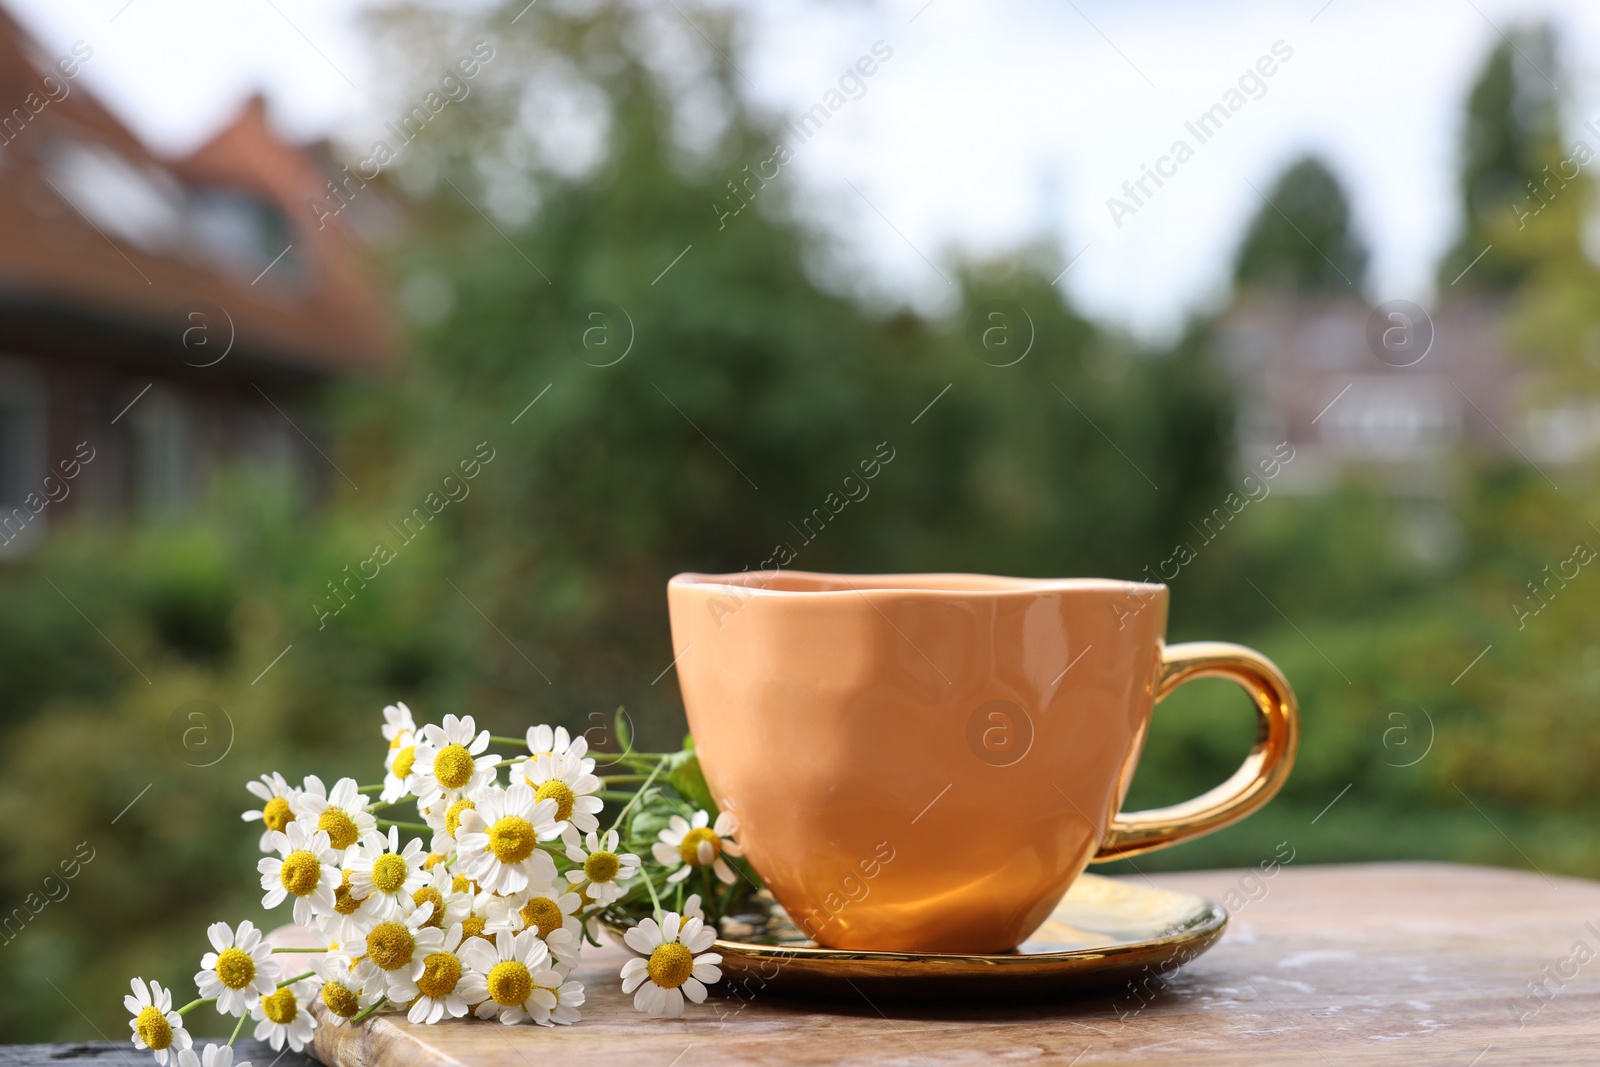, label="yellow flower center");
[412,887,445,928]
[434,744,475,790]
[647,942,695,989]
[461,915,488,941]
[518,896,563,937]
[366,921,416,970]
[214,947,256,990]
[445,799,475,838]
[321,981,359,1018]
[392,745,417,779]
[262,796,293,833]
[452,874,478,895]
[584,851,621,883]
[318,807,360,851]
[486,961,532,1006]
[334,871,366,915]
[371,853,408,894]
[134,1006,171,1050]
[415,952,462,999]
[532,780,575,823]
[488,816,537,864]
[423,853,446,870]
[280,851,321,896]
[261,987,297,1025]
[679,827,721,867]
